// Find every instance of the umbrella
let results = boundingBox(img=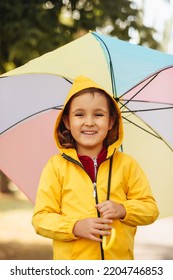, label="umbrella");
[0,31,173,218]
